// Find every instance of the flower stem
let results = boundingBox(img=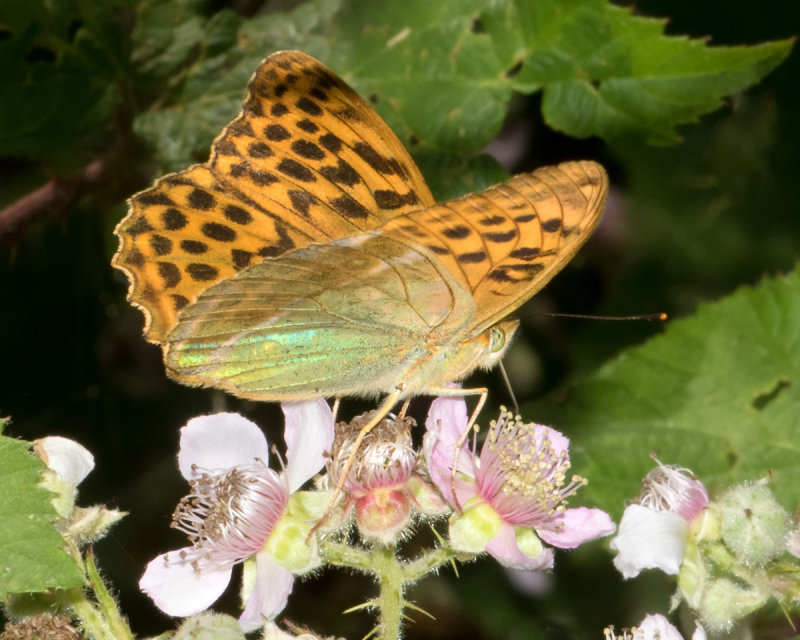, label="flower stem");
[320,539,475,640]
